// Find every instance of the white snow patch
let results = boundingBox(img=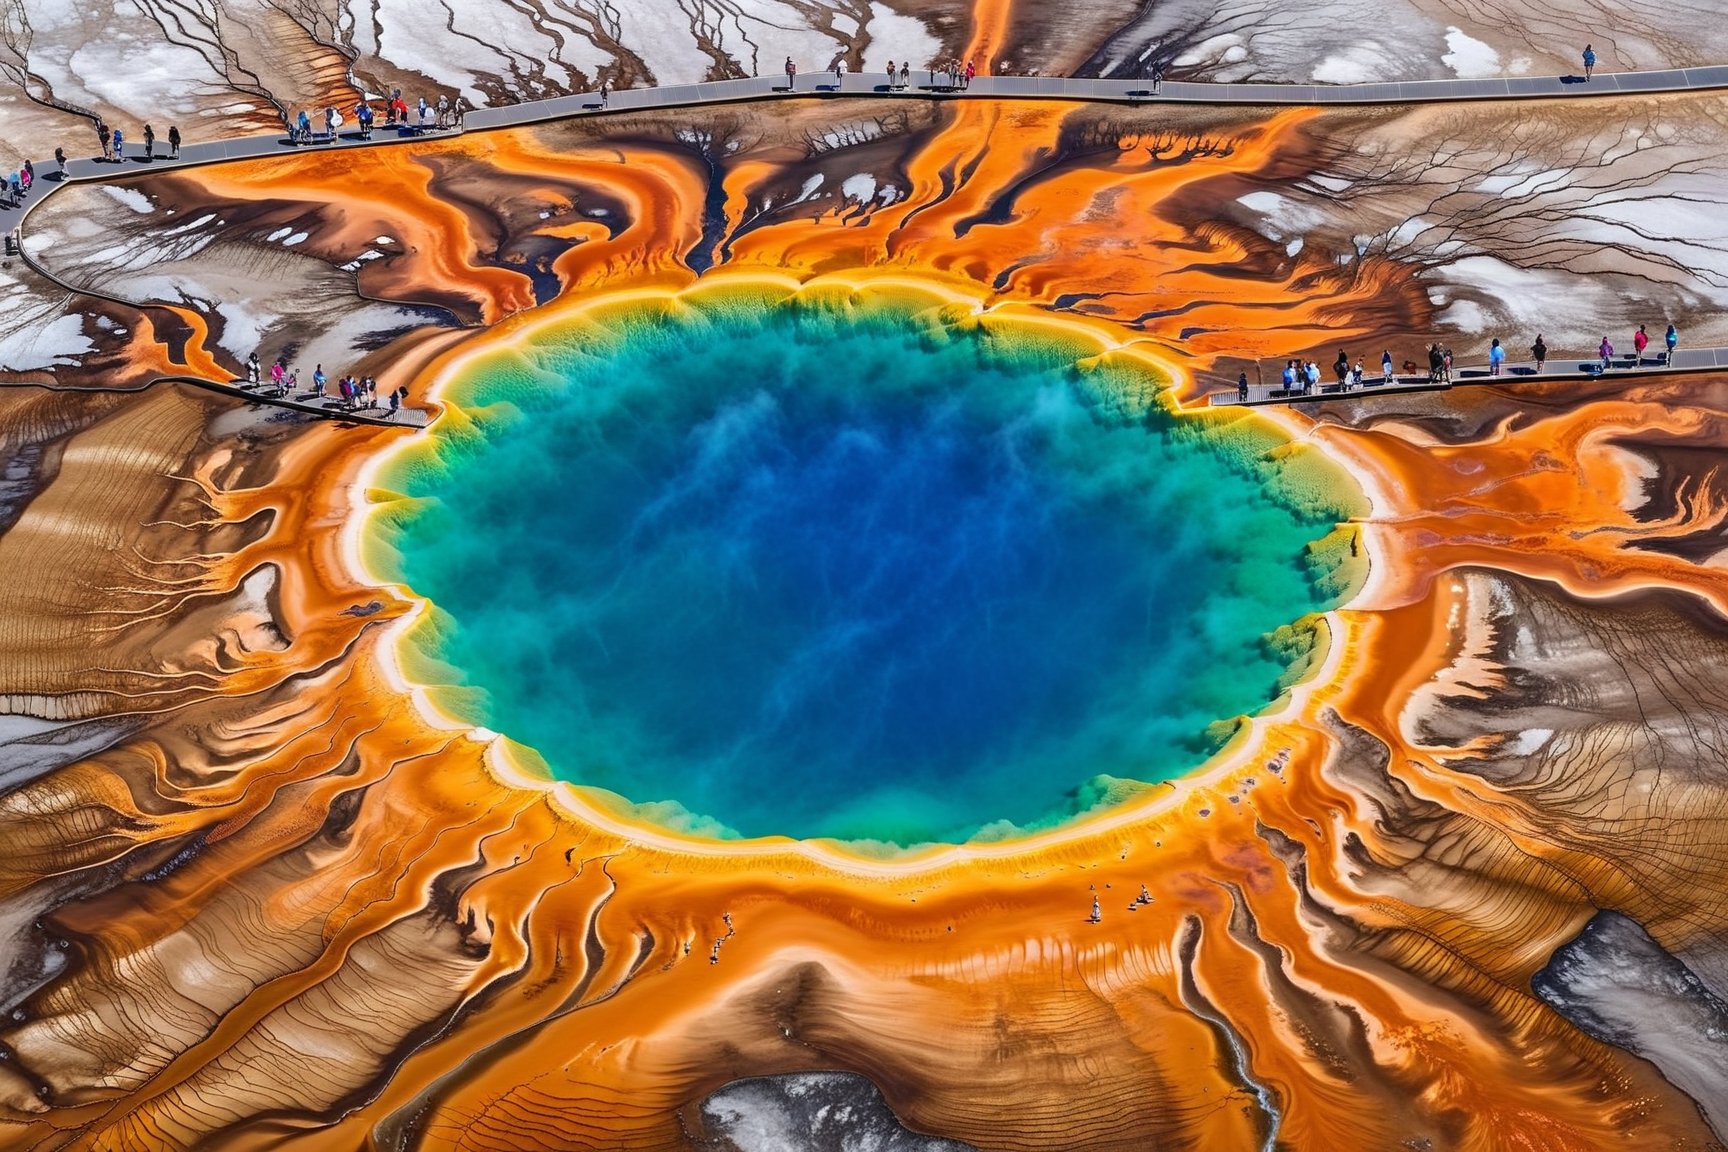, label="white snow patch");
[1312,44,1394,85]
[266,227,293,242]
[1441,27,1501,78]
[338,250,387,272]
[100,186,153,214]
[282,232,309,247]
[1440,299,1486,332]
[0,311,92,371]
[159,212,216,237]
[1502,729,1552,756]
[865,2,941,72]
[792,174,825,204]
[213,300,277,359]
[1428,255,1675,348]
[1175,33,1245,69]
[371,0,605,104]
[840,173,876,203]
[1236,190,1329,241]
